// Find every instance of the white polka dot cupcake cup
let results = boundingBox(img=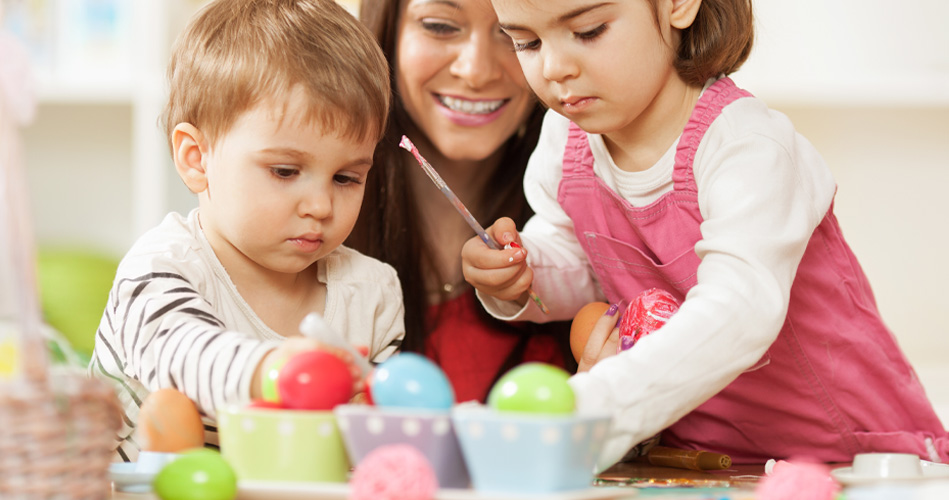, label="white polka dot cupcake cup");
[217,406,349,483]
[334,404,470,488]
[451,406,611,494]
